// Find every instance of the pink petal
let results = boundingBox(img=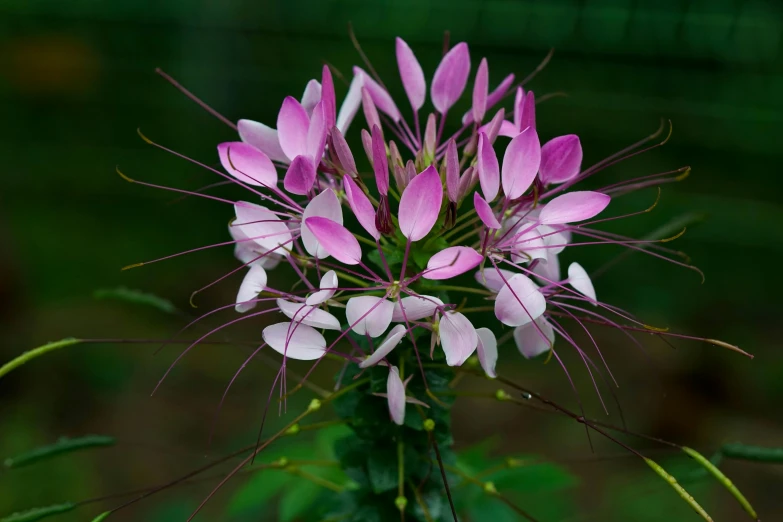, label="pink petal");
[304,217,362,265]
[233,201,293,254]
[439,312,478,366]
[359,324,407,368]
[283,155,317,195]
[300,79,322,117]
[475,267,517,292]
[395,37,426,111]
[485,108,506,144]
[336,74,363,134]
[474,192,501,229]
[487,73,515,110]
[218,141,277,187]
[262,322,326,361]
[477,132,500,201]
[538,191,610,225]
[371,125,389,196]
[277,96,310,161]
[462,73,515,125]
[237,119,287,163]
[301,189,343,258]
[445,139,459,202]
[457,165,477,201]
[423,246,483,281]
[343,175,380,240]
[276,299,341,330]
[398,165,443,242]
[476,327,498,378]
[321,65,337,129]
[519,90,536,131]
[386,366,406,425]
[501,127,541,200]
[540,135,582,185]
[513,87,524,128]
[392,295,444,322]
[514,317,554,359]
[498,119,521,138]
[472,58,489,123]
[494,273,546,327]
[306,270,338,306]
[306,101,327,160]
[430,42,471,114]
[346,296,394,337]
[354,67,401,122]
[567,262,597,303]
[361,87,382,136]
[235,265,267,312]
[330,126,357,176]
